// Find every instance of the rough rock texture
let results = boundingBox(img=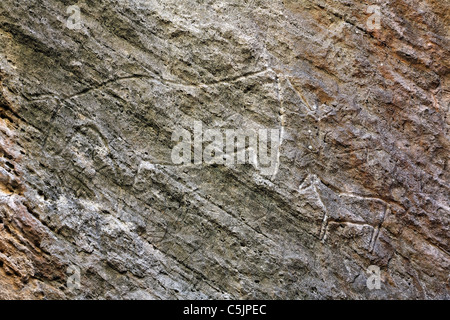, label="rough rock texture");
[0,0,449,299]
